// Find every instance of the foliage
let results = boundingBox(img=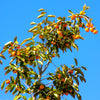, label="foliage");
[0,4,98,100]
